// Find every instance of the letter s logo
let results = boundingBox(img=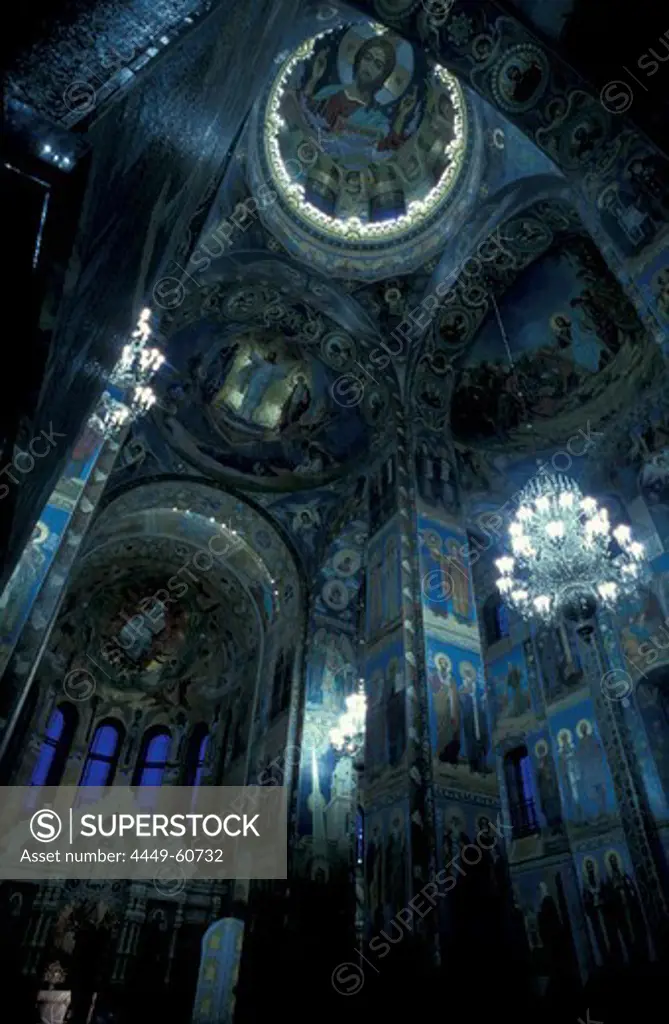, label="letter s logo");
[30,809,62,843]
